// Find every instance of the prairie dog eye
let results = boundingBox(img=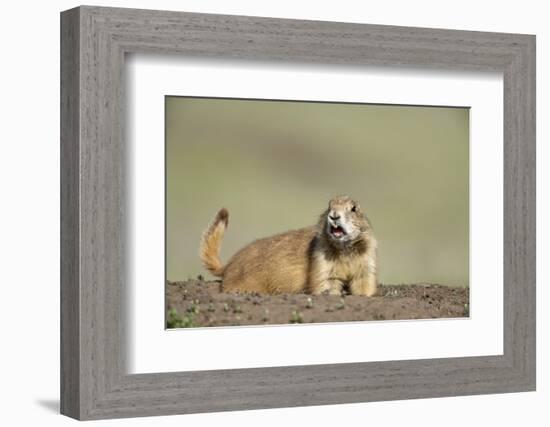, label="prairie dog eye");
[351,205,357,212]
